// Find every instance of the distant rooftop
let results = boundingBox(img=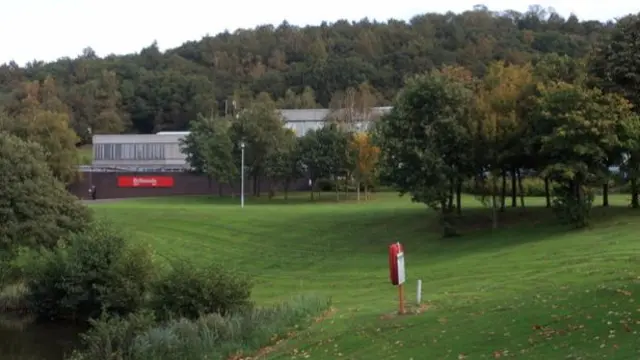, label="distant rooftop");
[278,107,392,122]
